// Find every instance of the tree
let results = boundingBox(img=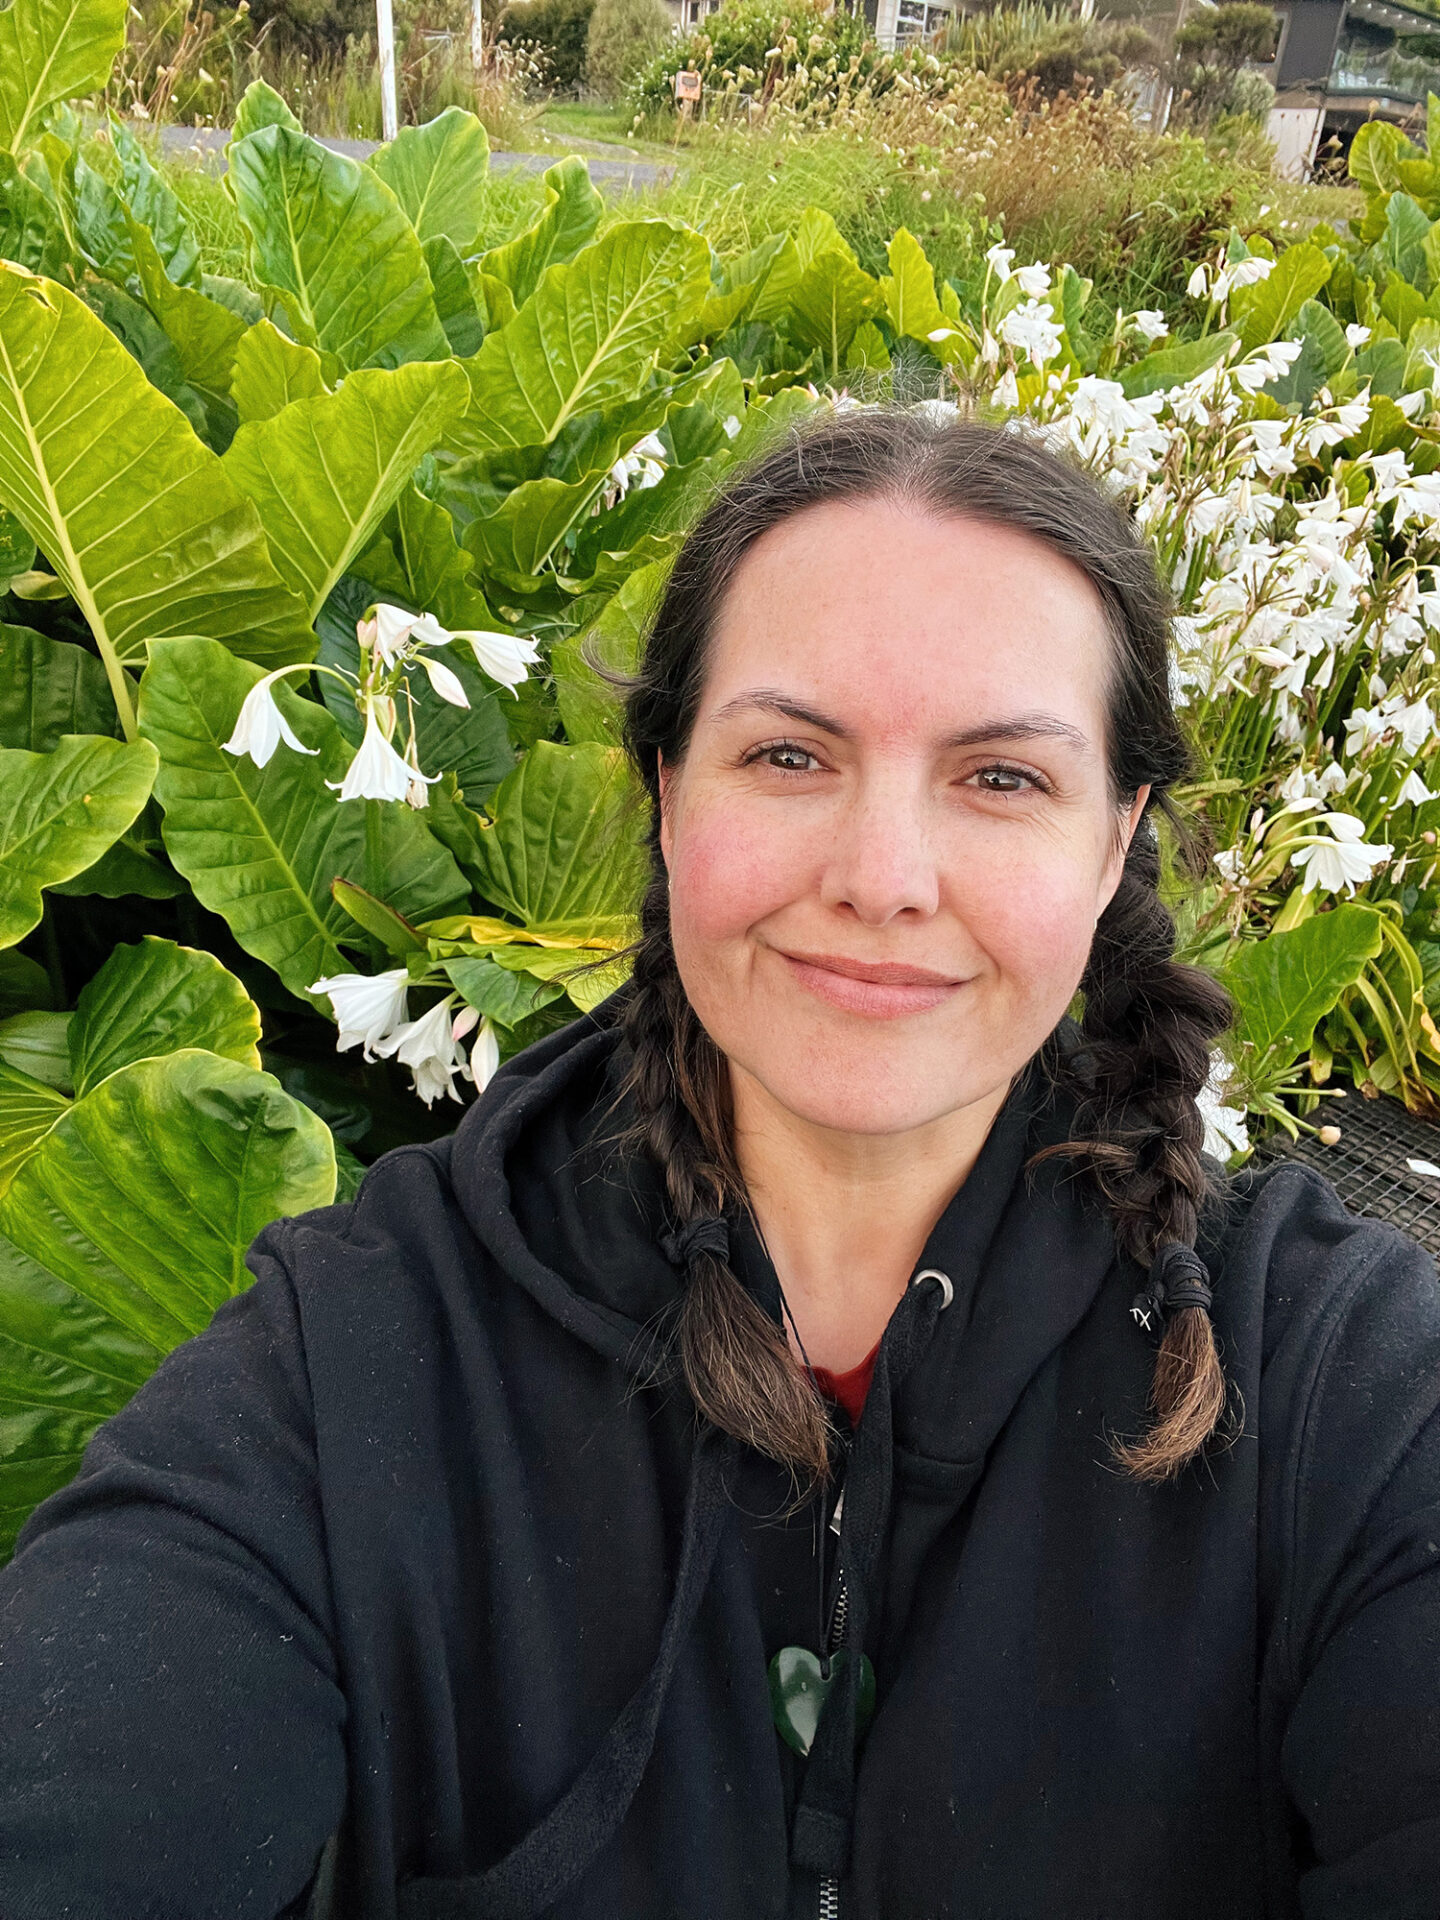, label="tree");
[1172,0,1279,126]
